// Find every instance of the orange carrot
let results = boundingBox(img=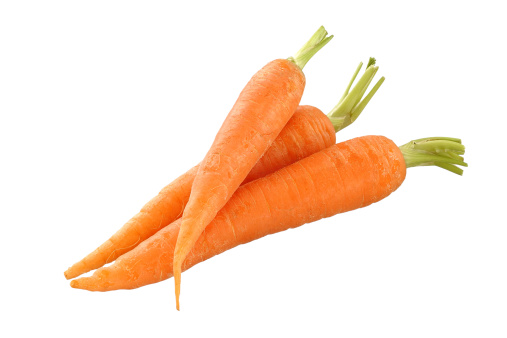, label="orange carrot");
[70,136,467,301]
[172,27,336,309]
[64,57,384,280]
